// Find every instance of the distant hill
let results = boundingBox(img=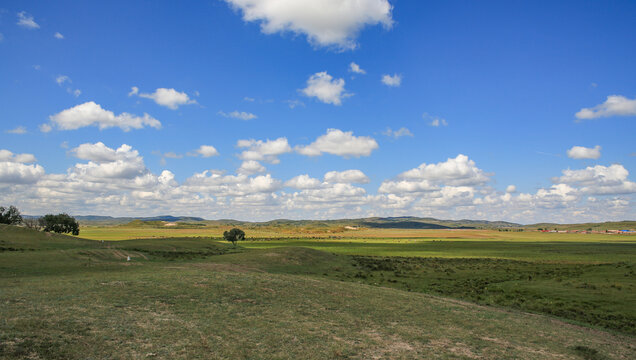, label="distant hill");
[22,214,634,230]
